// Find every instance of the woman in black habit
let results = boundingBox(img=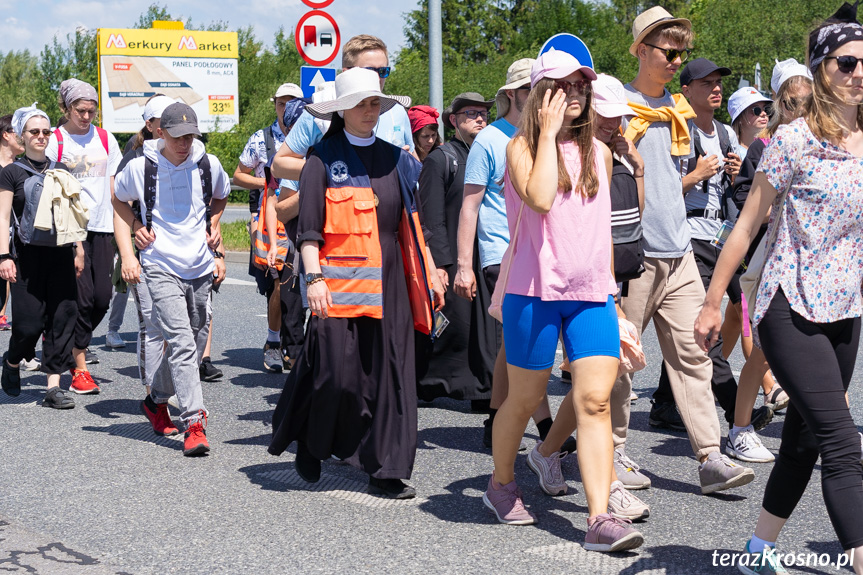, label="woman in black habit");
[268,68,444,499]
